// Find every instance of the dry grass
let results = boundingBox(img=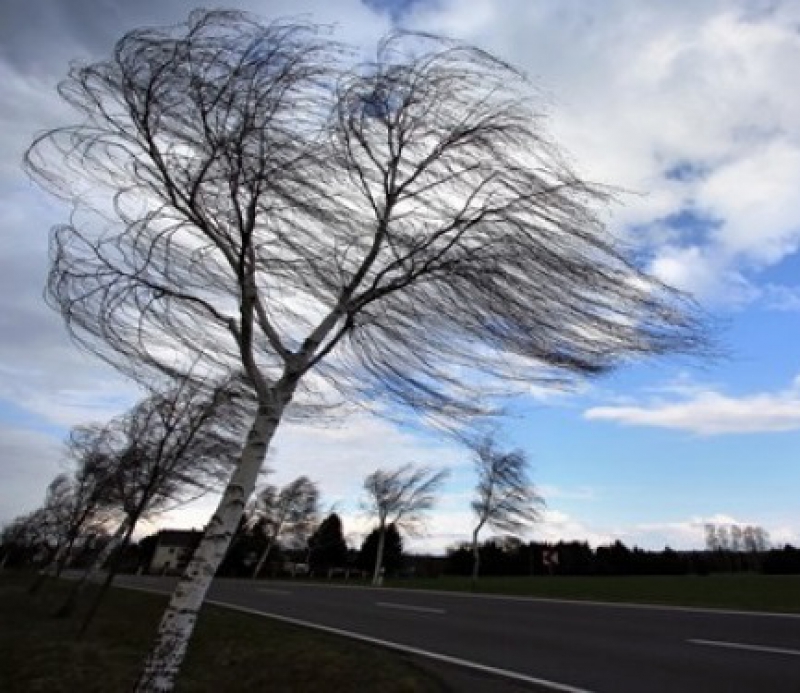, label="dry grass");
[0,572,446,692]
